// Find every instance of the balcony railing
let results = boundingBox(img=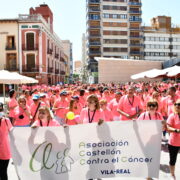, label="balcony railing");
[60,70,65,75]
[88,51,101,55]
[129,10,142,14]
[89,42,101,46]
[22,65,39,72]
[4,65,19,71]
[55,54,59,59]
[129,27,142,31]
[88,25,101,29]
[130,44,144,47]
[60,57,65,62]
[5,45,16,50]
[48,67,53,73]
[47,48,53,55]
[88,8,100,12]
[128,2,142,6]
[130,51,143,55]
[22,44,38,51]
[88,0,100,4]
[55,69,59,74]
[130,35,143,39]
[129,18,142,22]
